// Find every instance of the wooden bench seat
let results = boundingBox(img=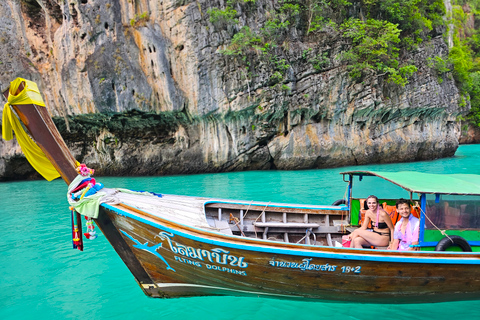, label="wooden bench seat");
[253,222,320,228]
